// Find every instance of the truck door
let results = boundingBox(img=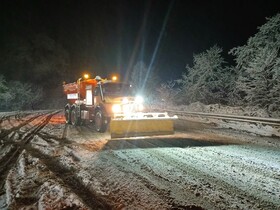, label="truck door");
[85,85,93,105]
[93,85,103,105]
